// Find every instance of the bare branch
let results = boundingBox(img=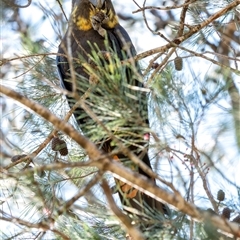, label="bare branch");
[135,1,240,61]
[0,215,69,240]
[101,179,145,240]
[3,0,32,8]
[1,85,240,237]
